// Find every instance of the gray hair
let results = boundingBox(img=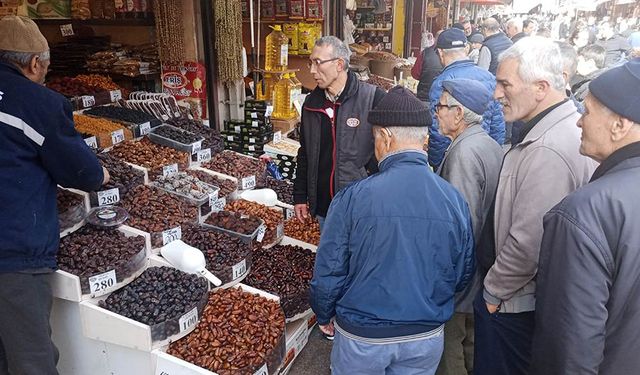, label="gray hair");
[385,126,430,143]
[506,18,523,32]
[315,36,351,66]
[445,92,484,126]
[0,49,50,68]
[498,36,566,91]
[483,18,501,33]
[555,41,578,82]
[440,47,467,59]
